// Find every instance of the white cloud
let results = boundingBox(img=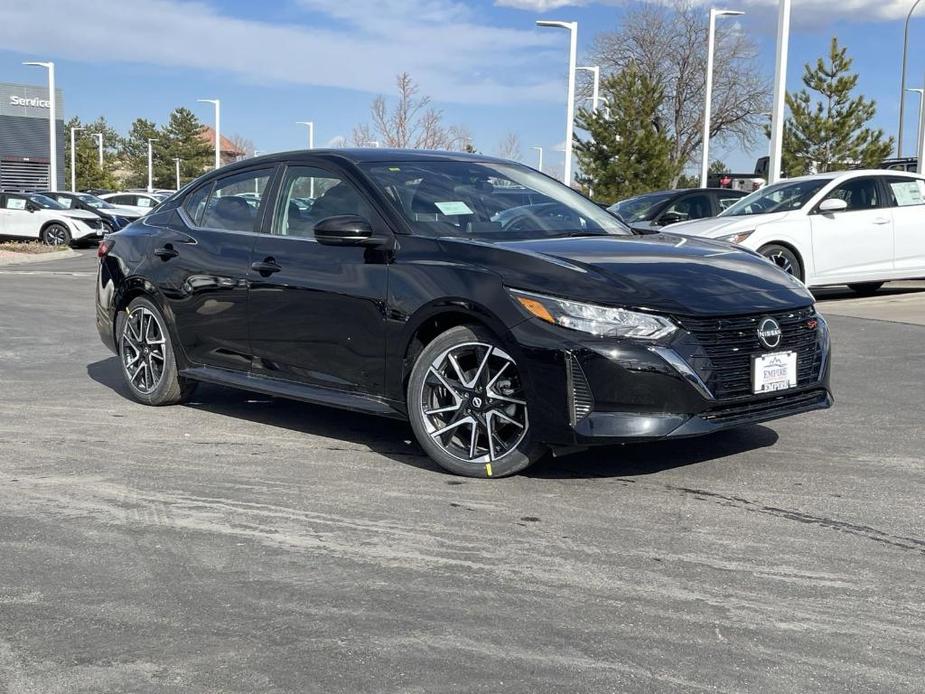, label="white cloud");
[0,0,563,105]
[495,0,585,11]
